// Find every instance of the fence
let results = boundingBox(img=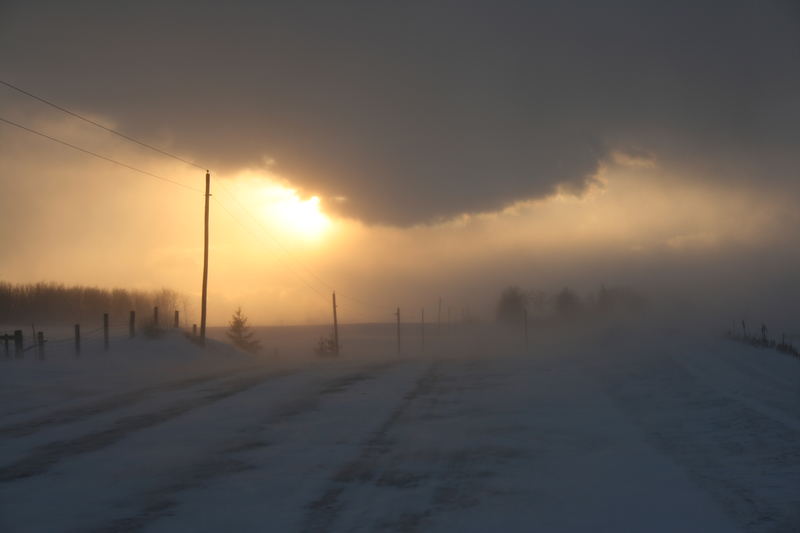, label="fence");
[2,302,529,363]
[1,307,193,361]
[727,320,800,360]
